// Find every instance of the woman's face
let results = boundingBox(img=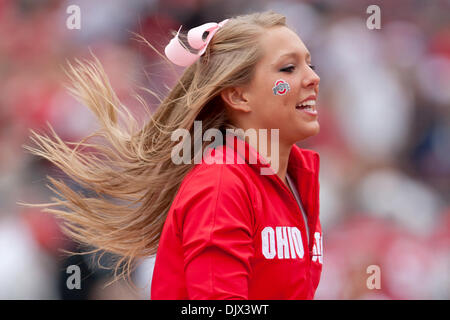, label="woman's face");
[239,26,320,145]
